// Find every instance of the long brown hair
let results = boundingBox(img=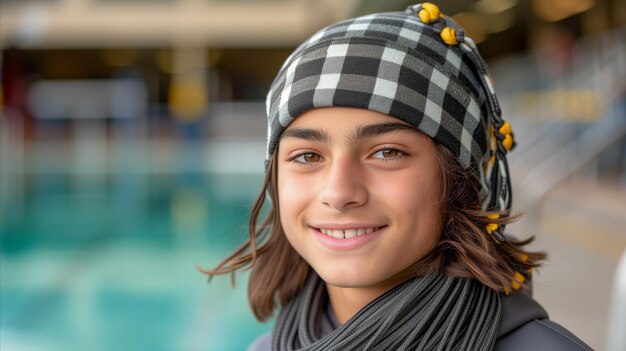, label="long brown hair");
[201,143,546,322]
